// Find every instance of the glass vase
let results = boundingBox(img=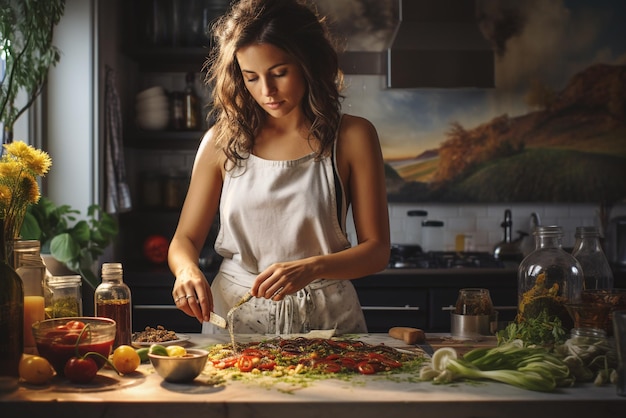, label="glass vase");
[0,224,25,378]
